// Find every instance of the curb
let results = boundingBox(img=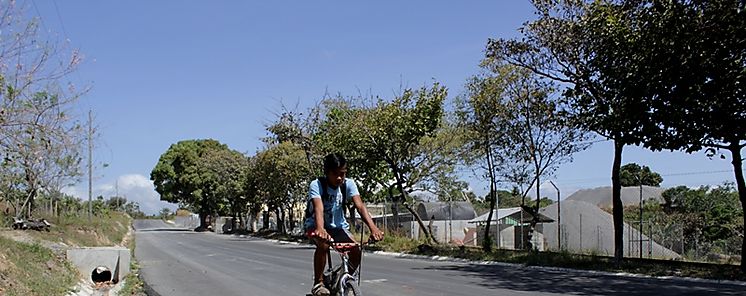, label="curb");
[368,250,746,287]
